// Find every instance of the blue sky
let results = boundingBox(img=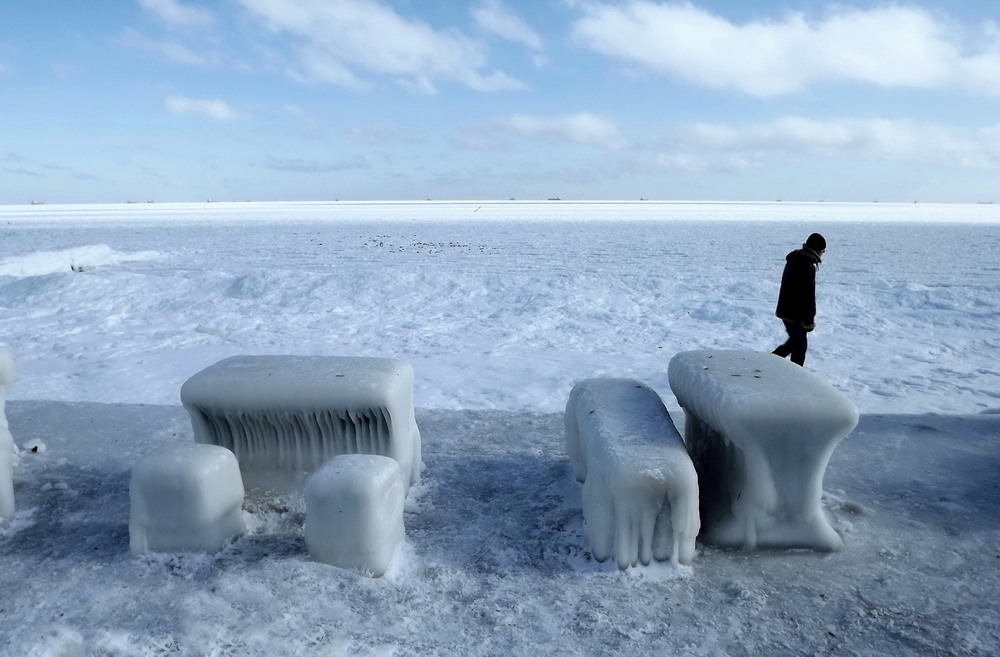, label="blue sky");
[3,0,1000,203]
